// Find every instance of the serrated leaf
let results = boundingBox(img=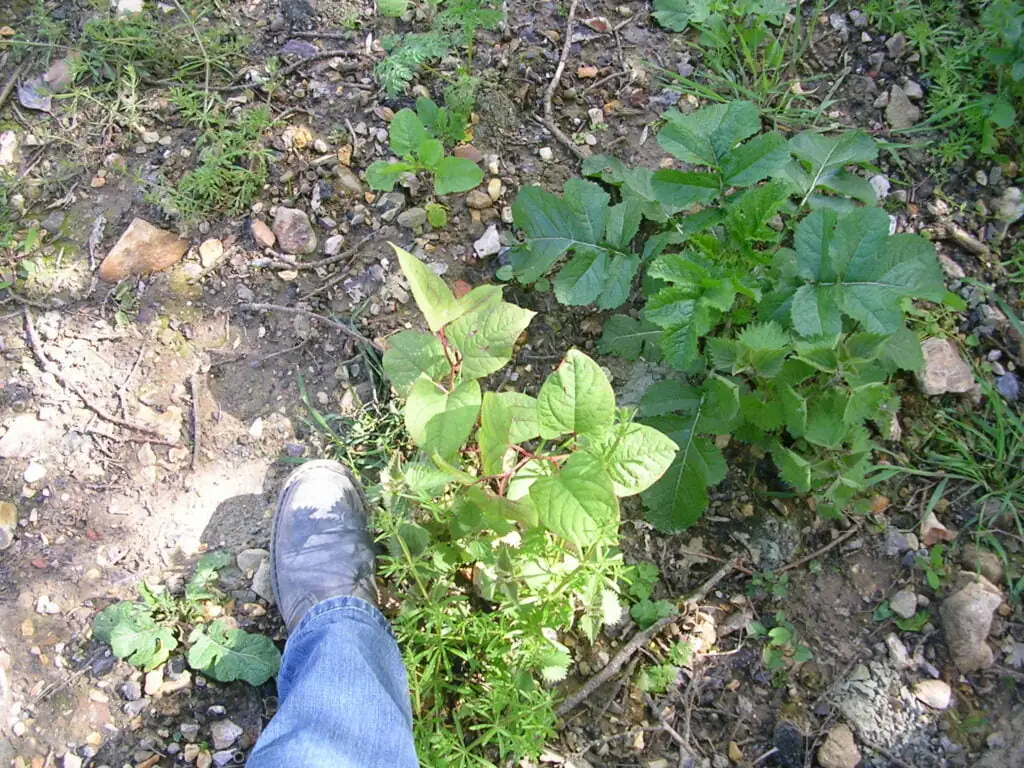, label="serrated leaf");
[844,382,889,424]
[446,301,535,380]
[187,620,280,686]
[463,485,537,529]
[537,349,615,438]
[788,130,877,198]
[393,244,457,332]
[658,101,761,167]
[530,452,619,546]
[803,390,850,448]
[601,588,624,626]
[478,392,540,475]
[721,132,790,186]
[538,648,572,683]
[93,602,178,672]
[434,156,485,195]
[185,551,231,601]
[389,108,426,157]
[631,599,676,629]
[597,315,663,361]
[740,391,784,430]
[771,442,812,491]
[586,421,679,496]
[383,330,452,396]
[405,376,481,458]
[639,381,703,417]
[779,383,807,437]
